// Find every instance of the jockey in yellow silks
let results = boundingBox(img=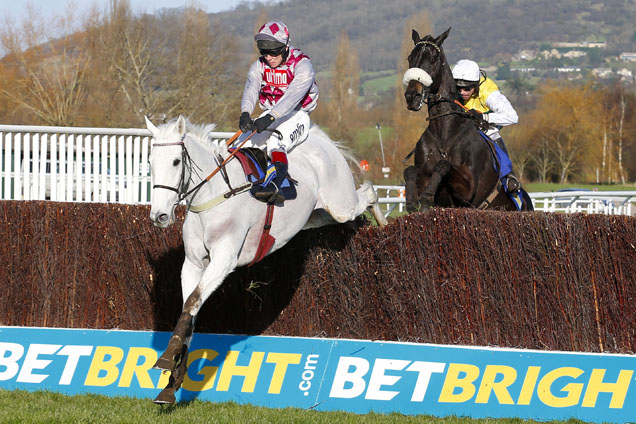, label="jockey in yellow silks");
[453,59,521,193]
